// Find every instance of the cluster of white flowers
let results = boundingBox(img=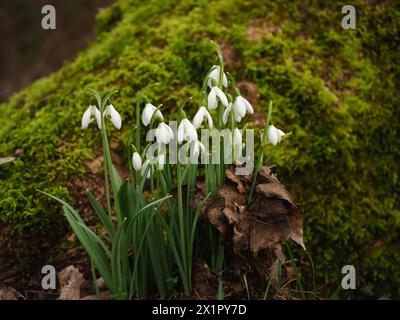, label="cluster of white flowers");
[81,64,286,178]
[82,104,122,130]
